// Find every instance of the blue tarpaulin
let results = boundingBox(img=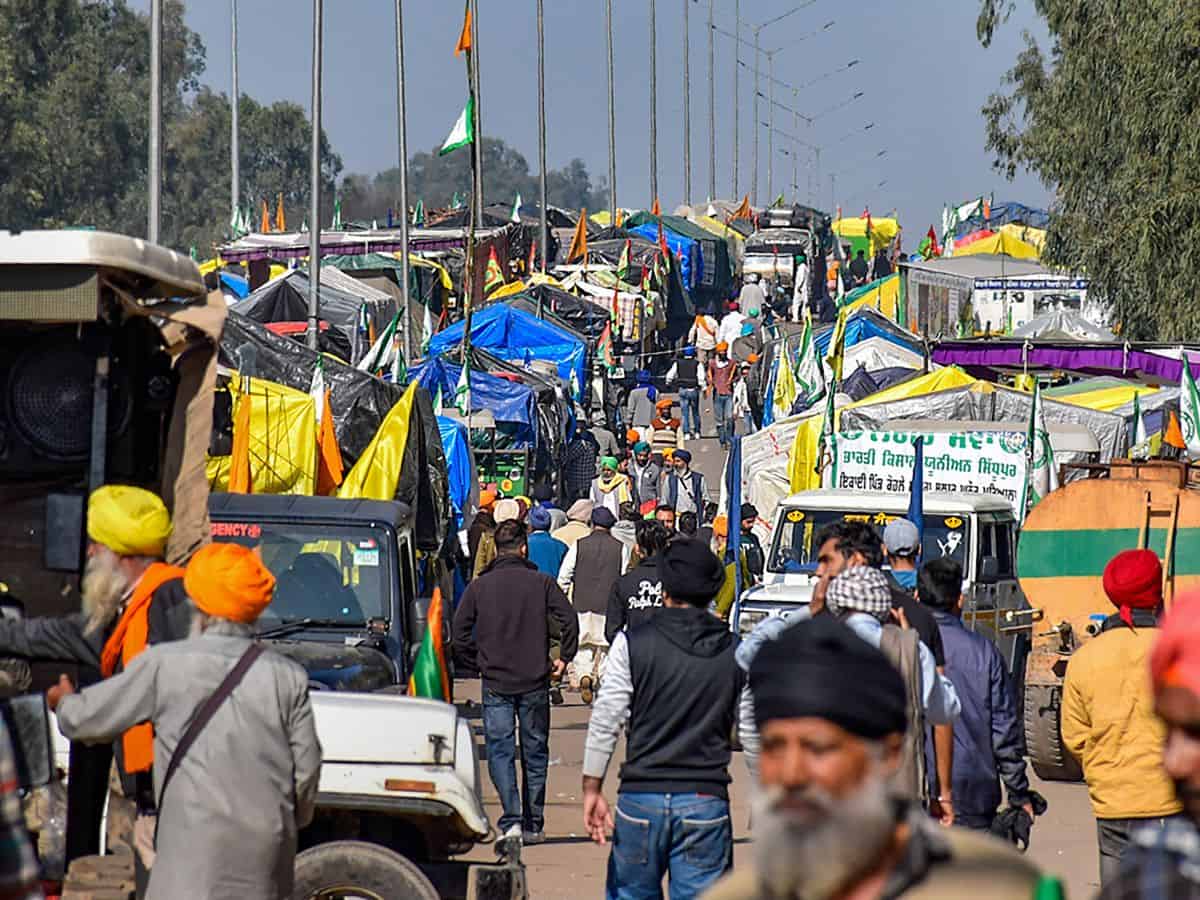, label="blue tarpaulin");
[407,356,537,445]
[629,223,703,291]
[219,272,250,299]
[426,304,587,397]
[814,307,922,357]
[437,416,475,530]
